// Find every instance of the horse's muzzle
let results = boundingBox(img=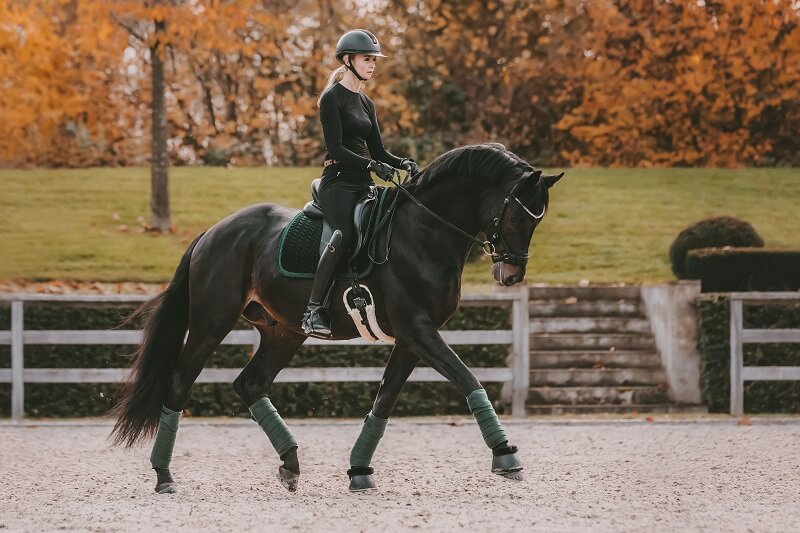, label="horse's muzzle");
[492,262,526,286]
